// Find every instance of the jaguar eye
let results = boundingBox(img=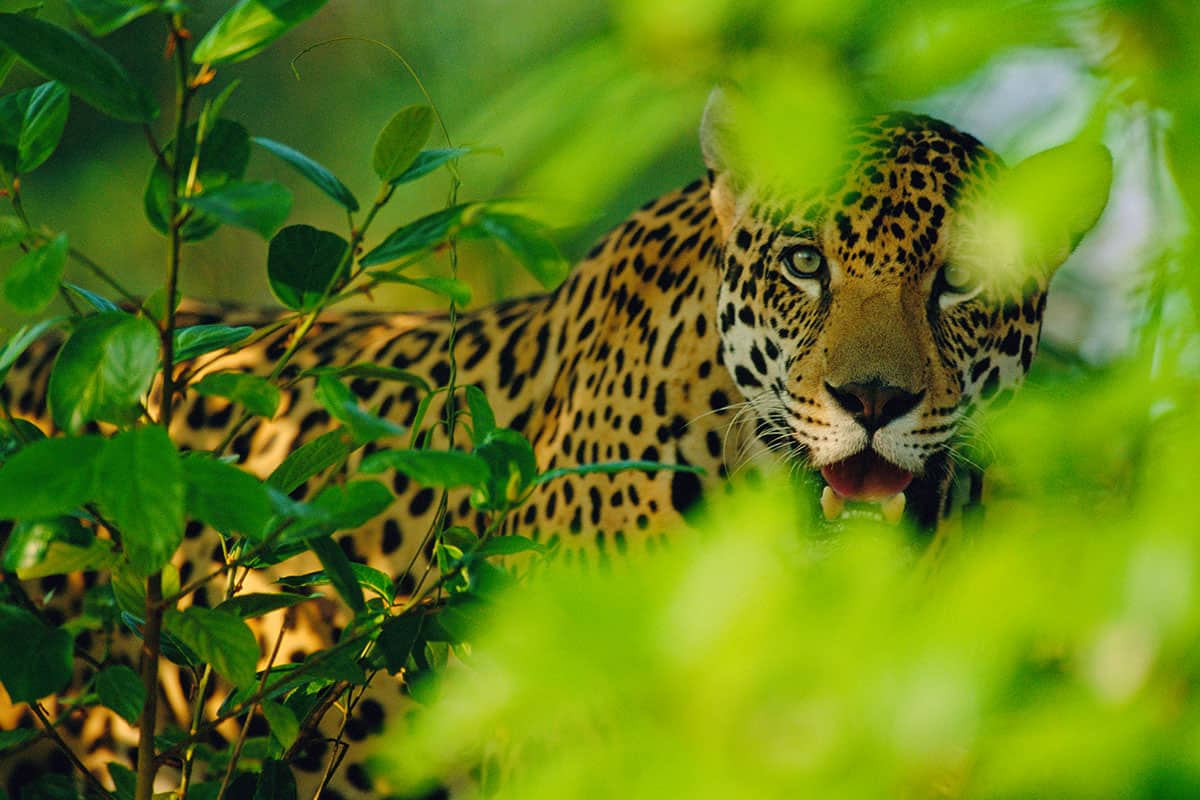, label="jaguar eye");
[940,263,980,295]
[781,245,826,281]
